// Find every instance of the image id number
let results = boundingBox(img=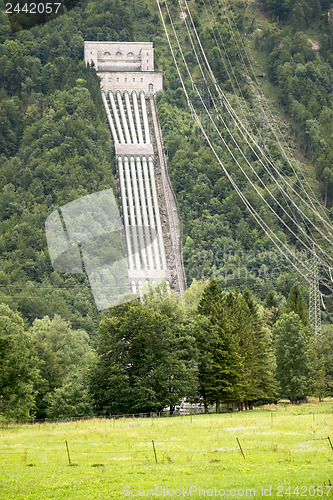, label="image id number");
[5,3,62,14]
[276,486,332,496]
